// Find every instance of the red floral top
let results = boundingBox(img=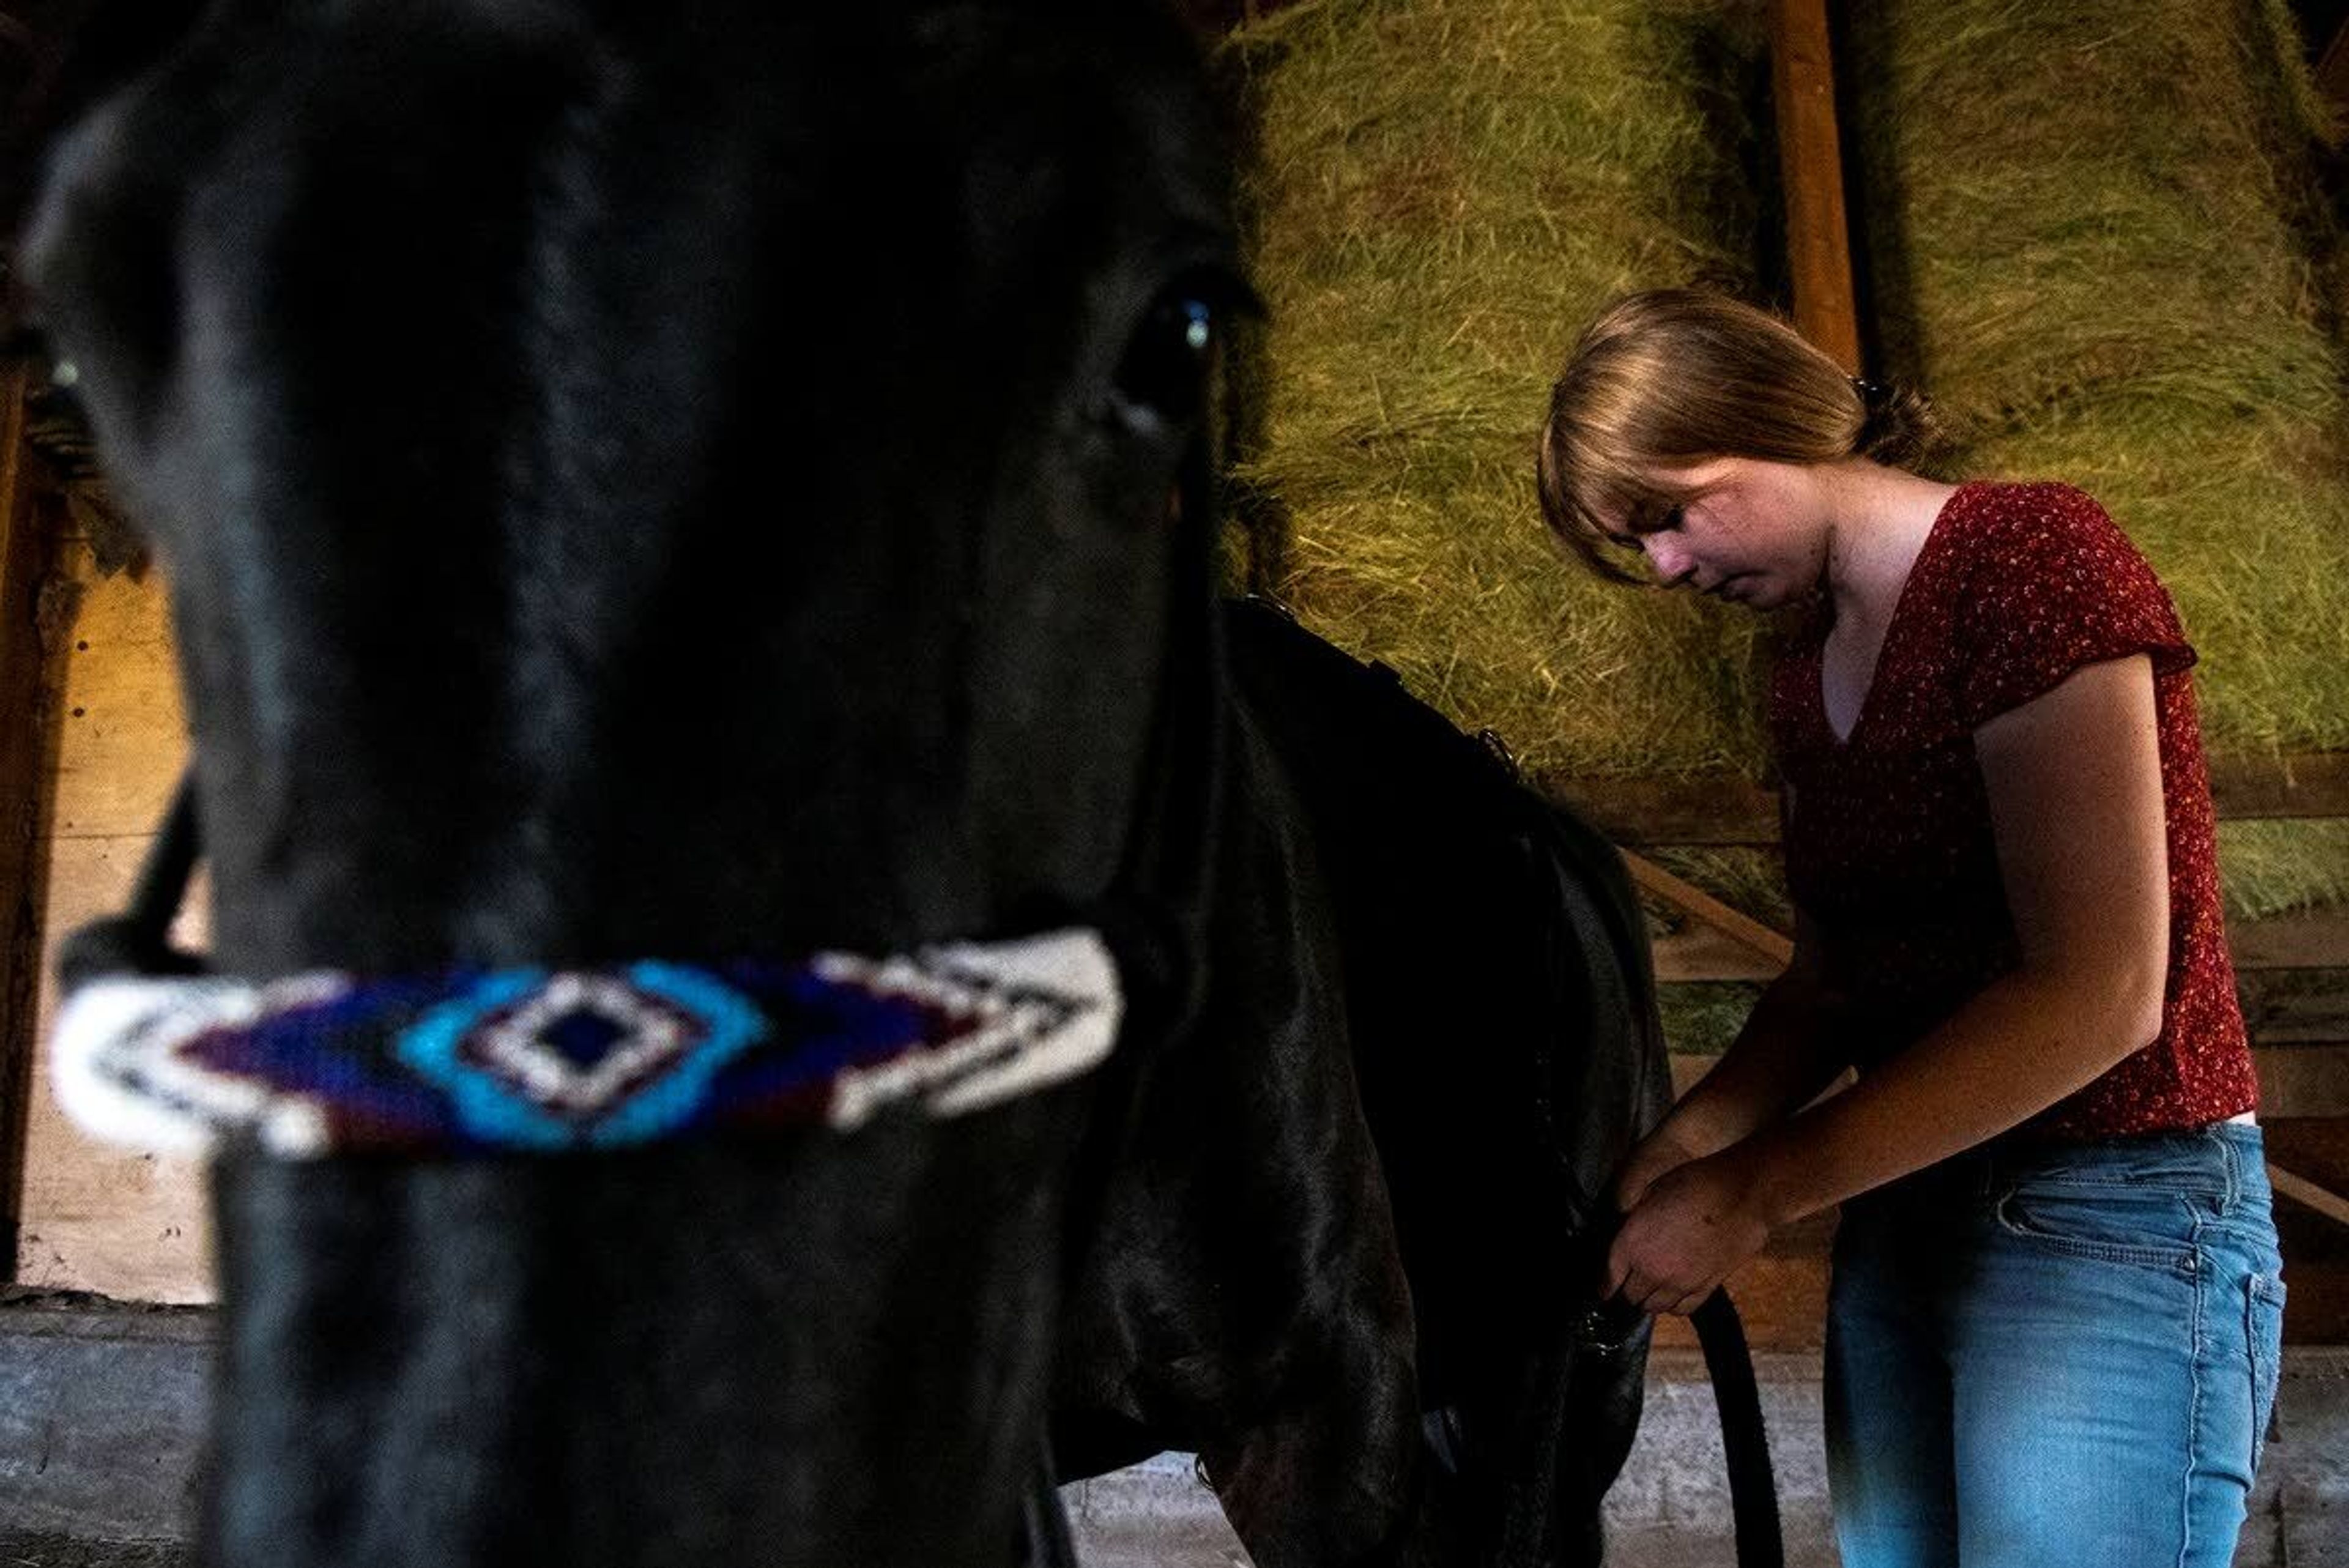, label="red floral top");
[1769,480,2256,1139]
